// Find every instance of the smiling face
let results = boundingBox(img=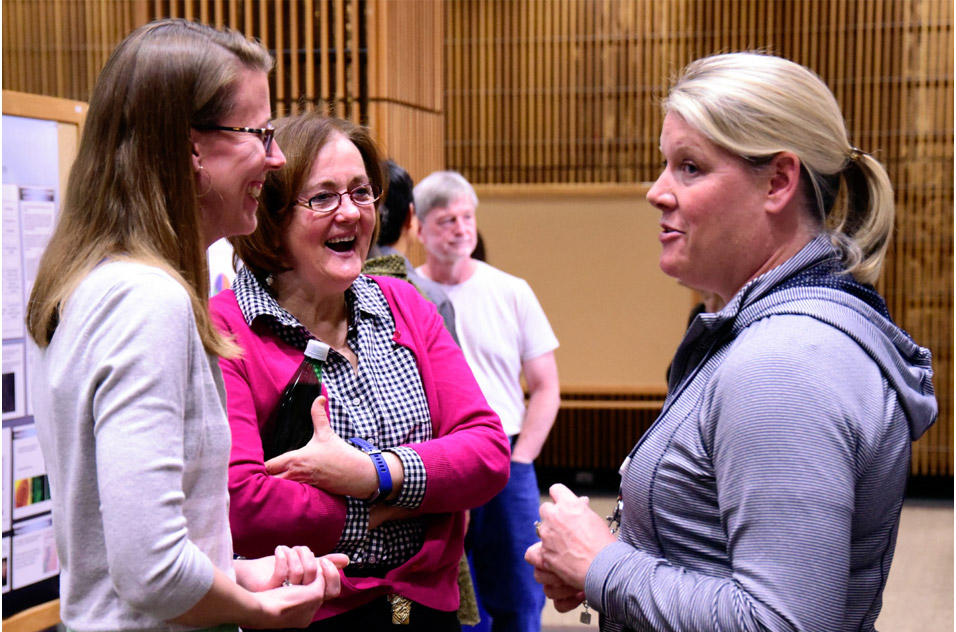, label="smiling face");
[192,67,286,246]
[279,132,376,298]
[418,196,479,265]
[646,112,773,302]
